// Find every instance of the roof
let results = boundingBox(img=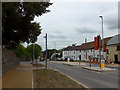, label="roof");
[78,42,94,50]
[63,46,80,50]
[63,36,112,51]
[107,34,120,46]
